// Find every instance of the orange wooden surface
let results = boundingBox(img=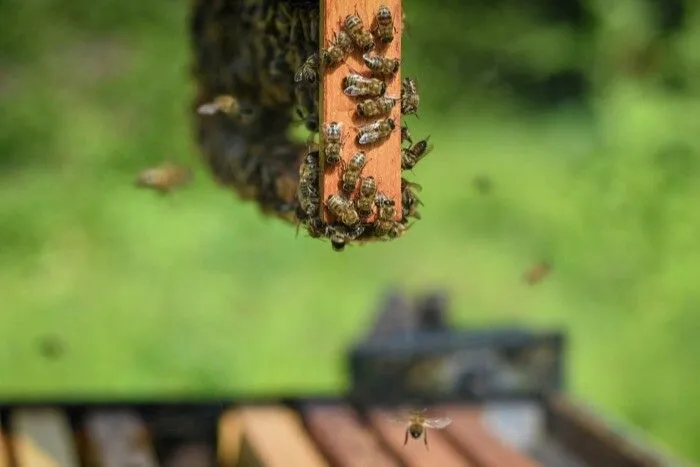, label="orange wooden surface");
[218,408,244,466]
[0,433,8,467]
[320,0,403,223]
